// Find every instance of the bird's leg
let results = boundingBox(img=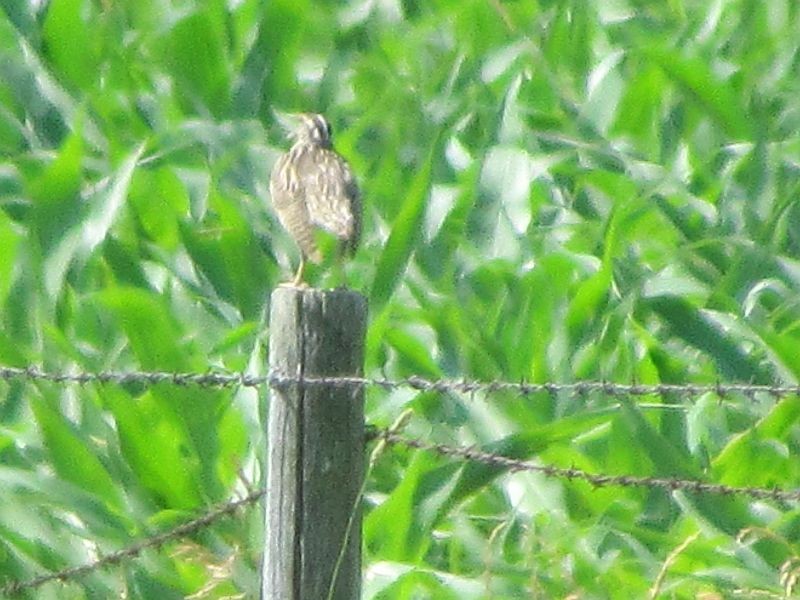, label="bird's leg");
[292,256,307,287]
